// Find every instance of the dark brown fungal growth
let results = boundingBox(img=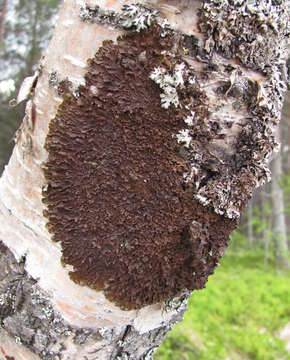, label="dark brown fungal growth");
[43,27,237,310]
